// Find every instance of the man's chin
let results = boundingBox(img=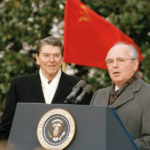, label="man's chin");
[47,70,58,76]
[112,78,122,84]
[111,76,121,82]
[47,71,56,75]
